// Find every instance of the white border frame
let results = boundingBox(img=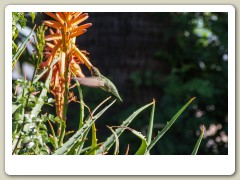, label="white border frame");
[5,5,235,175]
